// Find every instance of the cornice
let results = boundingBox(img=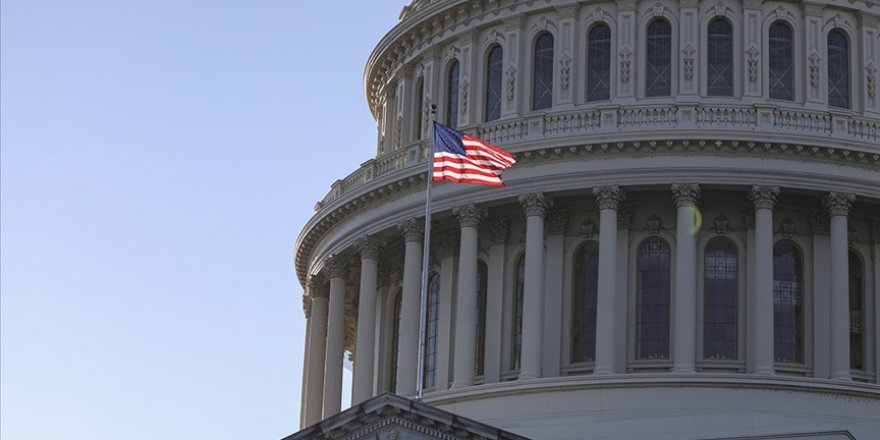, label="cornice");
[293,138,880,286]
